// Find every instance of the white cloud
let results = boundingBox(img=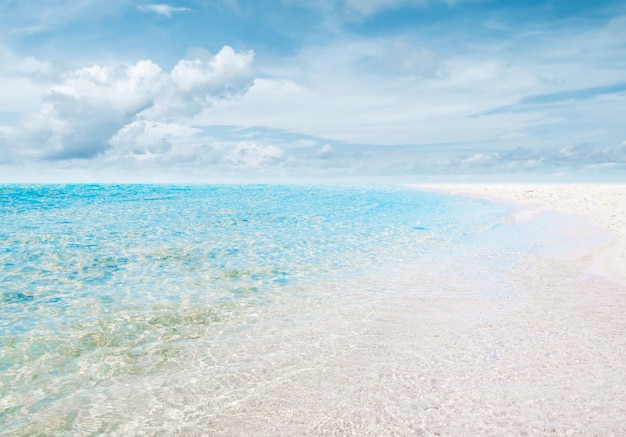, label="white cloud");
[107,120,200,158]
[137,4,191,18]
[196,51,527,146]
[0,45,56,113]
[314,144,336,159]
[223,142,285,168]
[0,45,52,77]
[194,11,626,153]
[449,141,626,175]
[170,46,253,95]
[1,3,625,181]
[143,47,254,121]
[0,77,49,113]
[11,60,166,160]
[4,46,255,161]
